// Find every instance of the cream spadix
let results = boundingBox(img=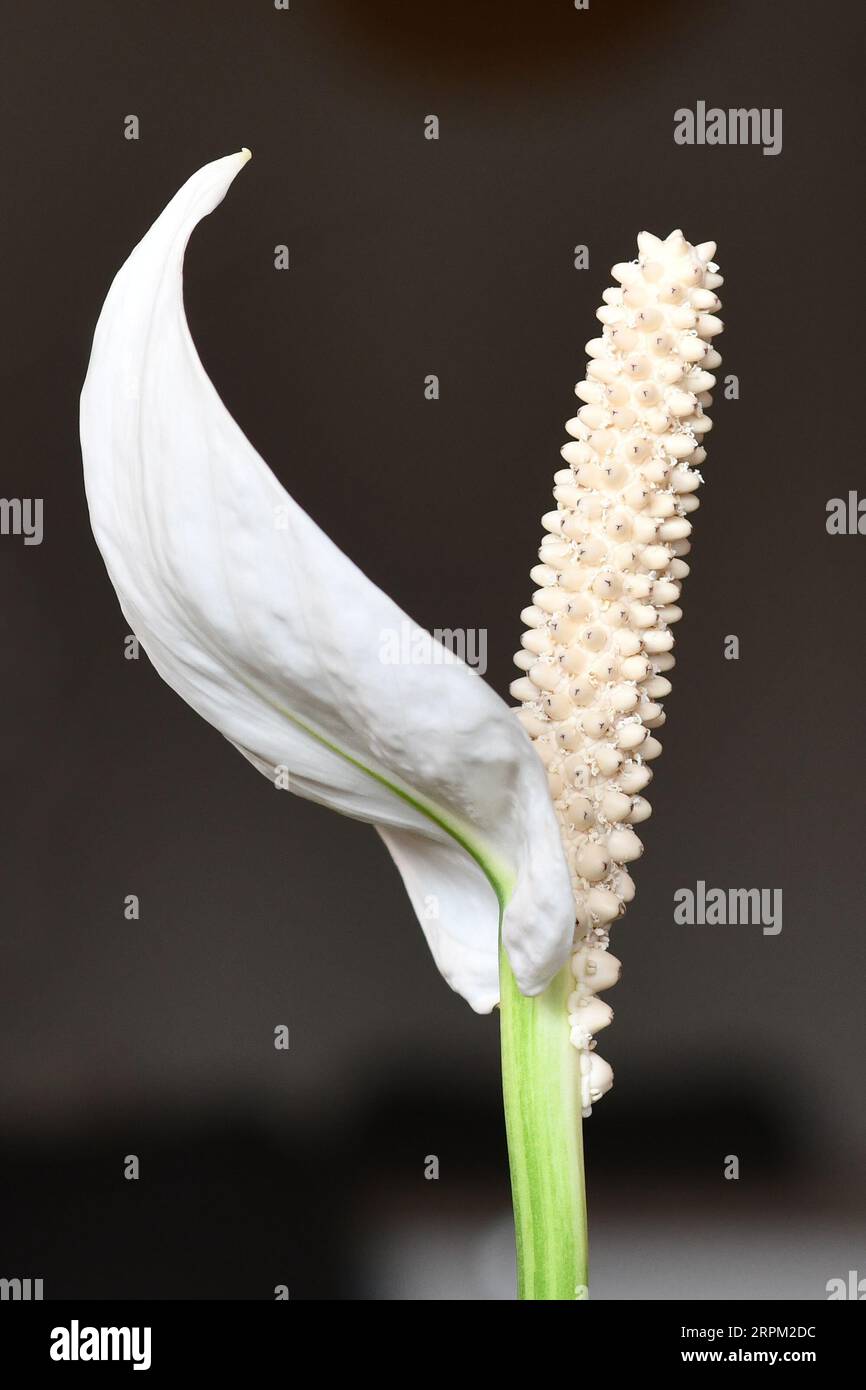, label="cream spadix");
[79,151,575,1013]
[511,228,723,1111]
